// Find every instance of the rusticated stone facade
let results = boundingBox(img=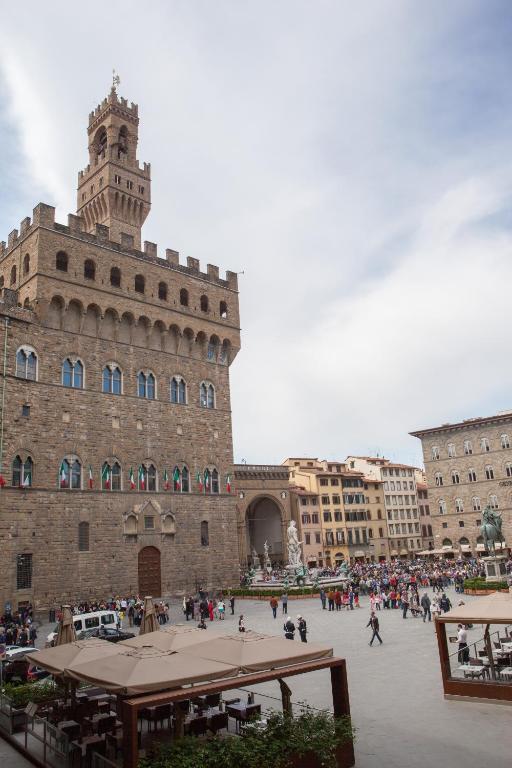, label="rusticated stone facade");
[0,87,241,612]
